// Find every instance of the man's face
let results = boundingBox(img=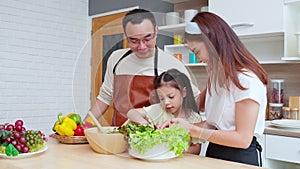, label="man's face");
[125,19,157,58]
